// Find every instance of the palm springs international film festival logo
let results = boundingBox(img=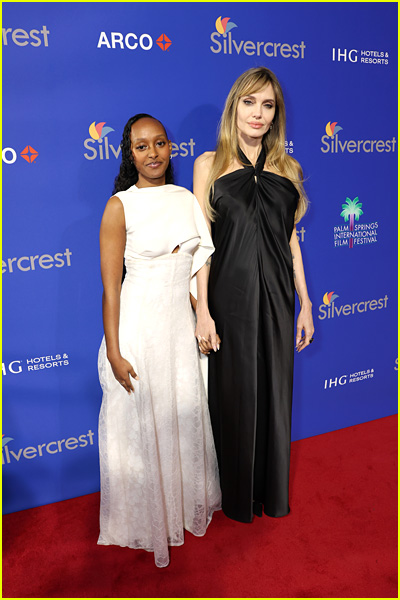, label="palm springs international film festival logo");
[321,121,396,154]
[318,291,388,321]
[84,121,197,161]
[333,197,378,249]
[210,16,306,59]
